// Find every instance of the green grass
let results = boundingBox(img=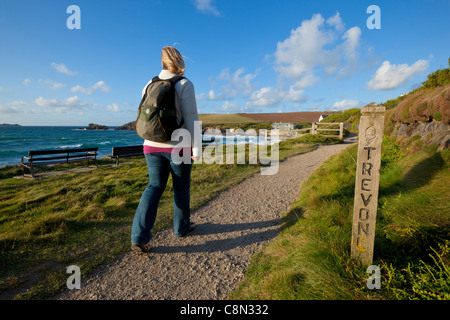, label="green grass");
[0,135,329,299]
[293,133,342,144]
[230,137,449,300]
[322,108,361,132]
